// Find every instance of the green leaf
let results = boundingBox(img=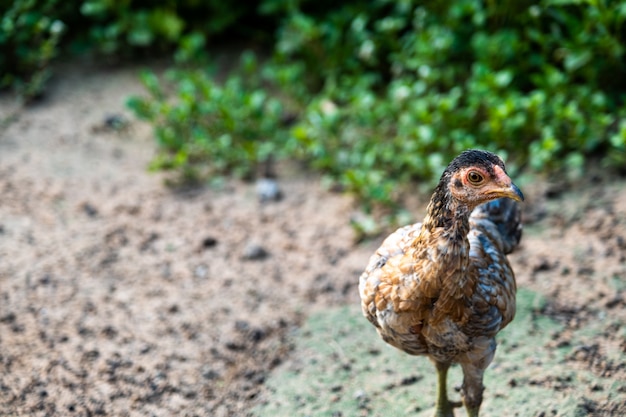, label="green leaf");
[564,49,592,72]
